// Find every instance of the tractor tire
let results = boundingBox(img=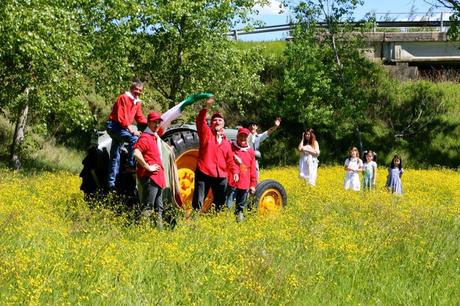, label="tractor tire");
[80,144,137,205]
[253,179,287,215]
[162,127,213,212]
[80,145,109,199]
